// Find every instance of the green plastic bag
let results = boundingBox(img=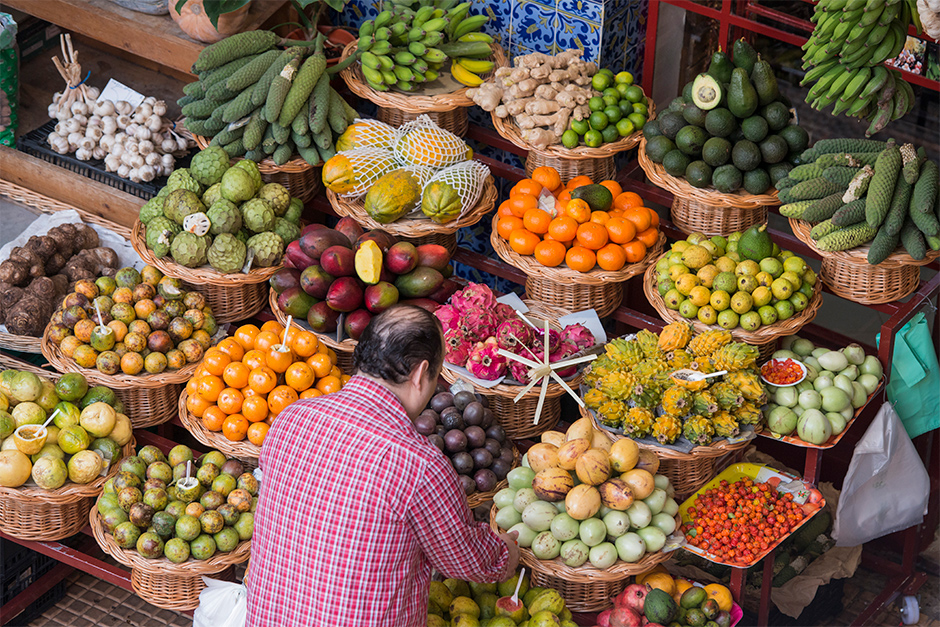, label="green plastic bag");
[0,13,18,148]
[876,312,940,439]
